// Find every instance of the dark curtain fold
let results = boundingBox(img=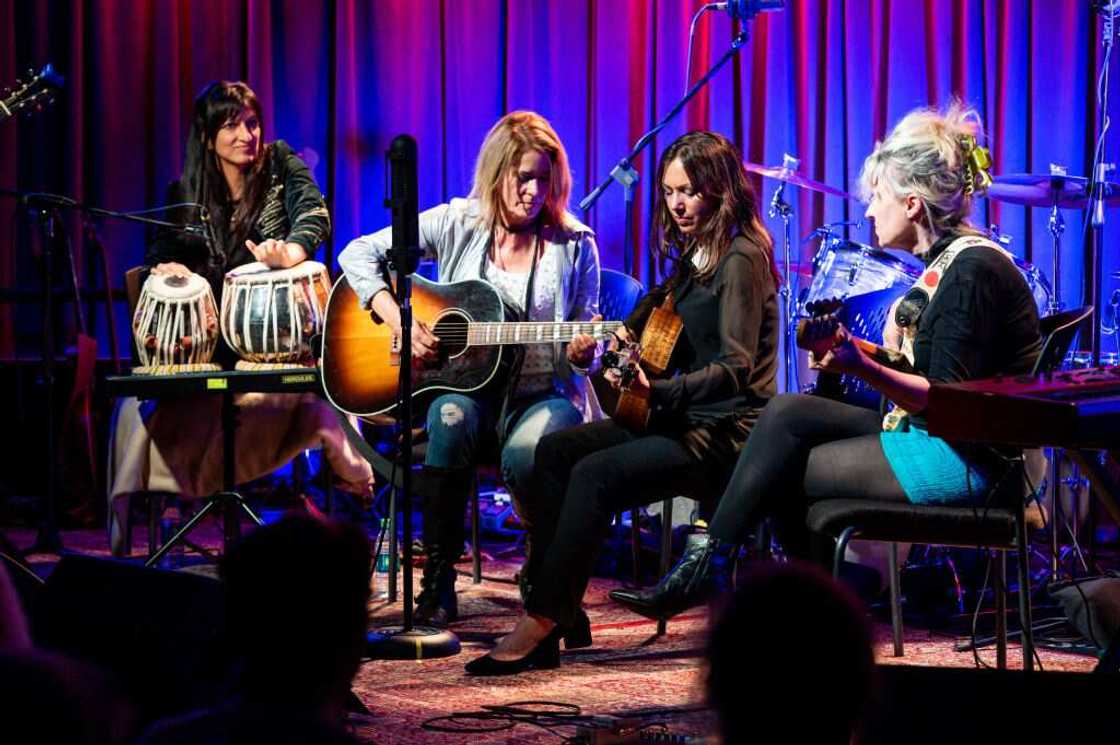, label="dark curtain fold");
[1,0,1116,374]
